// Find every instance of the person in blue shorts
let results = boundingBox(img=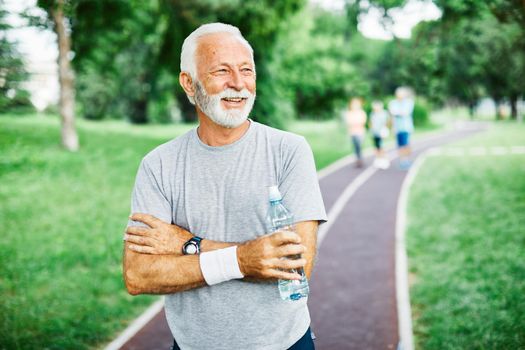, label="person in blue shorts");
[388,87,414,169]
